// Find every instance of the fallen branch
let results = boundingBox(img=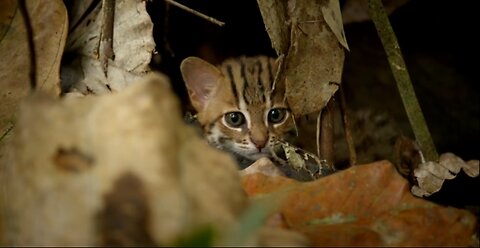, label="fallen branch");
[368,0,438,162]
